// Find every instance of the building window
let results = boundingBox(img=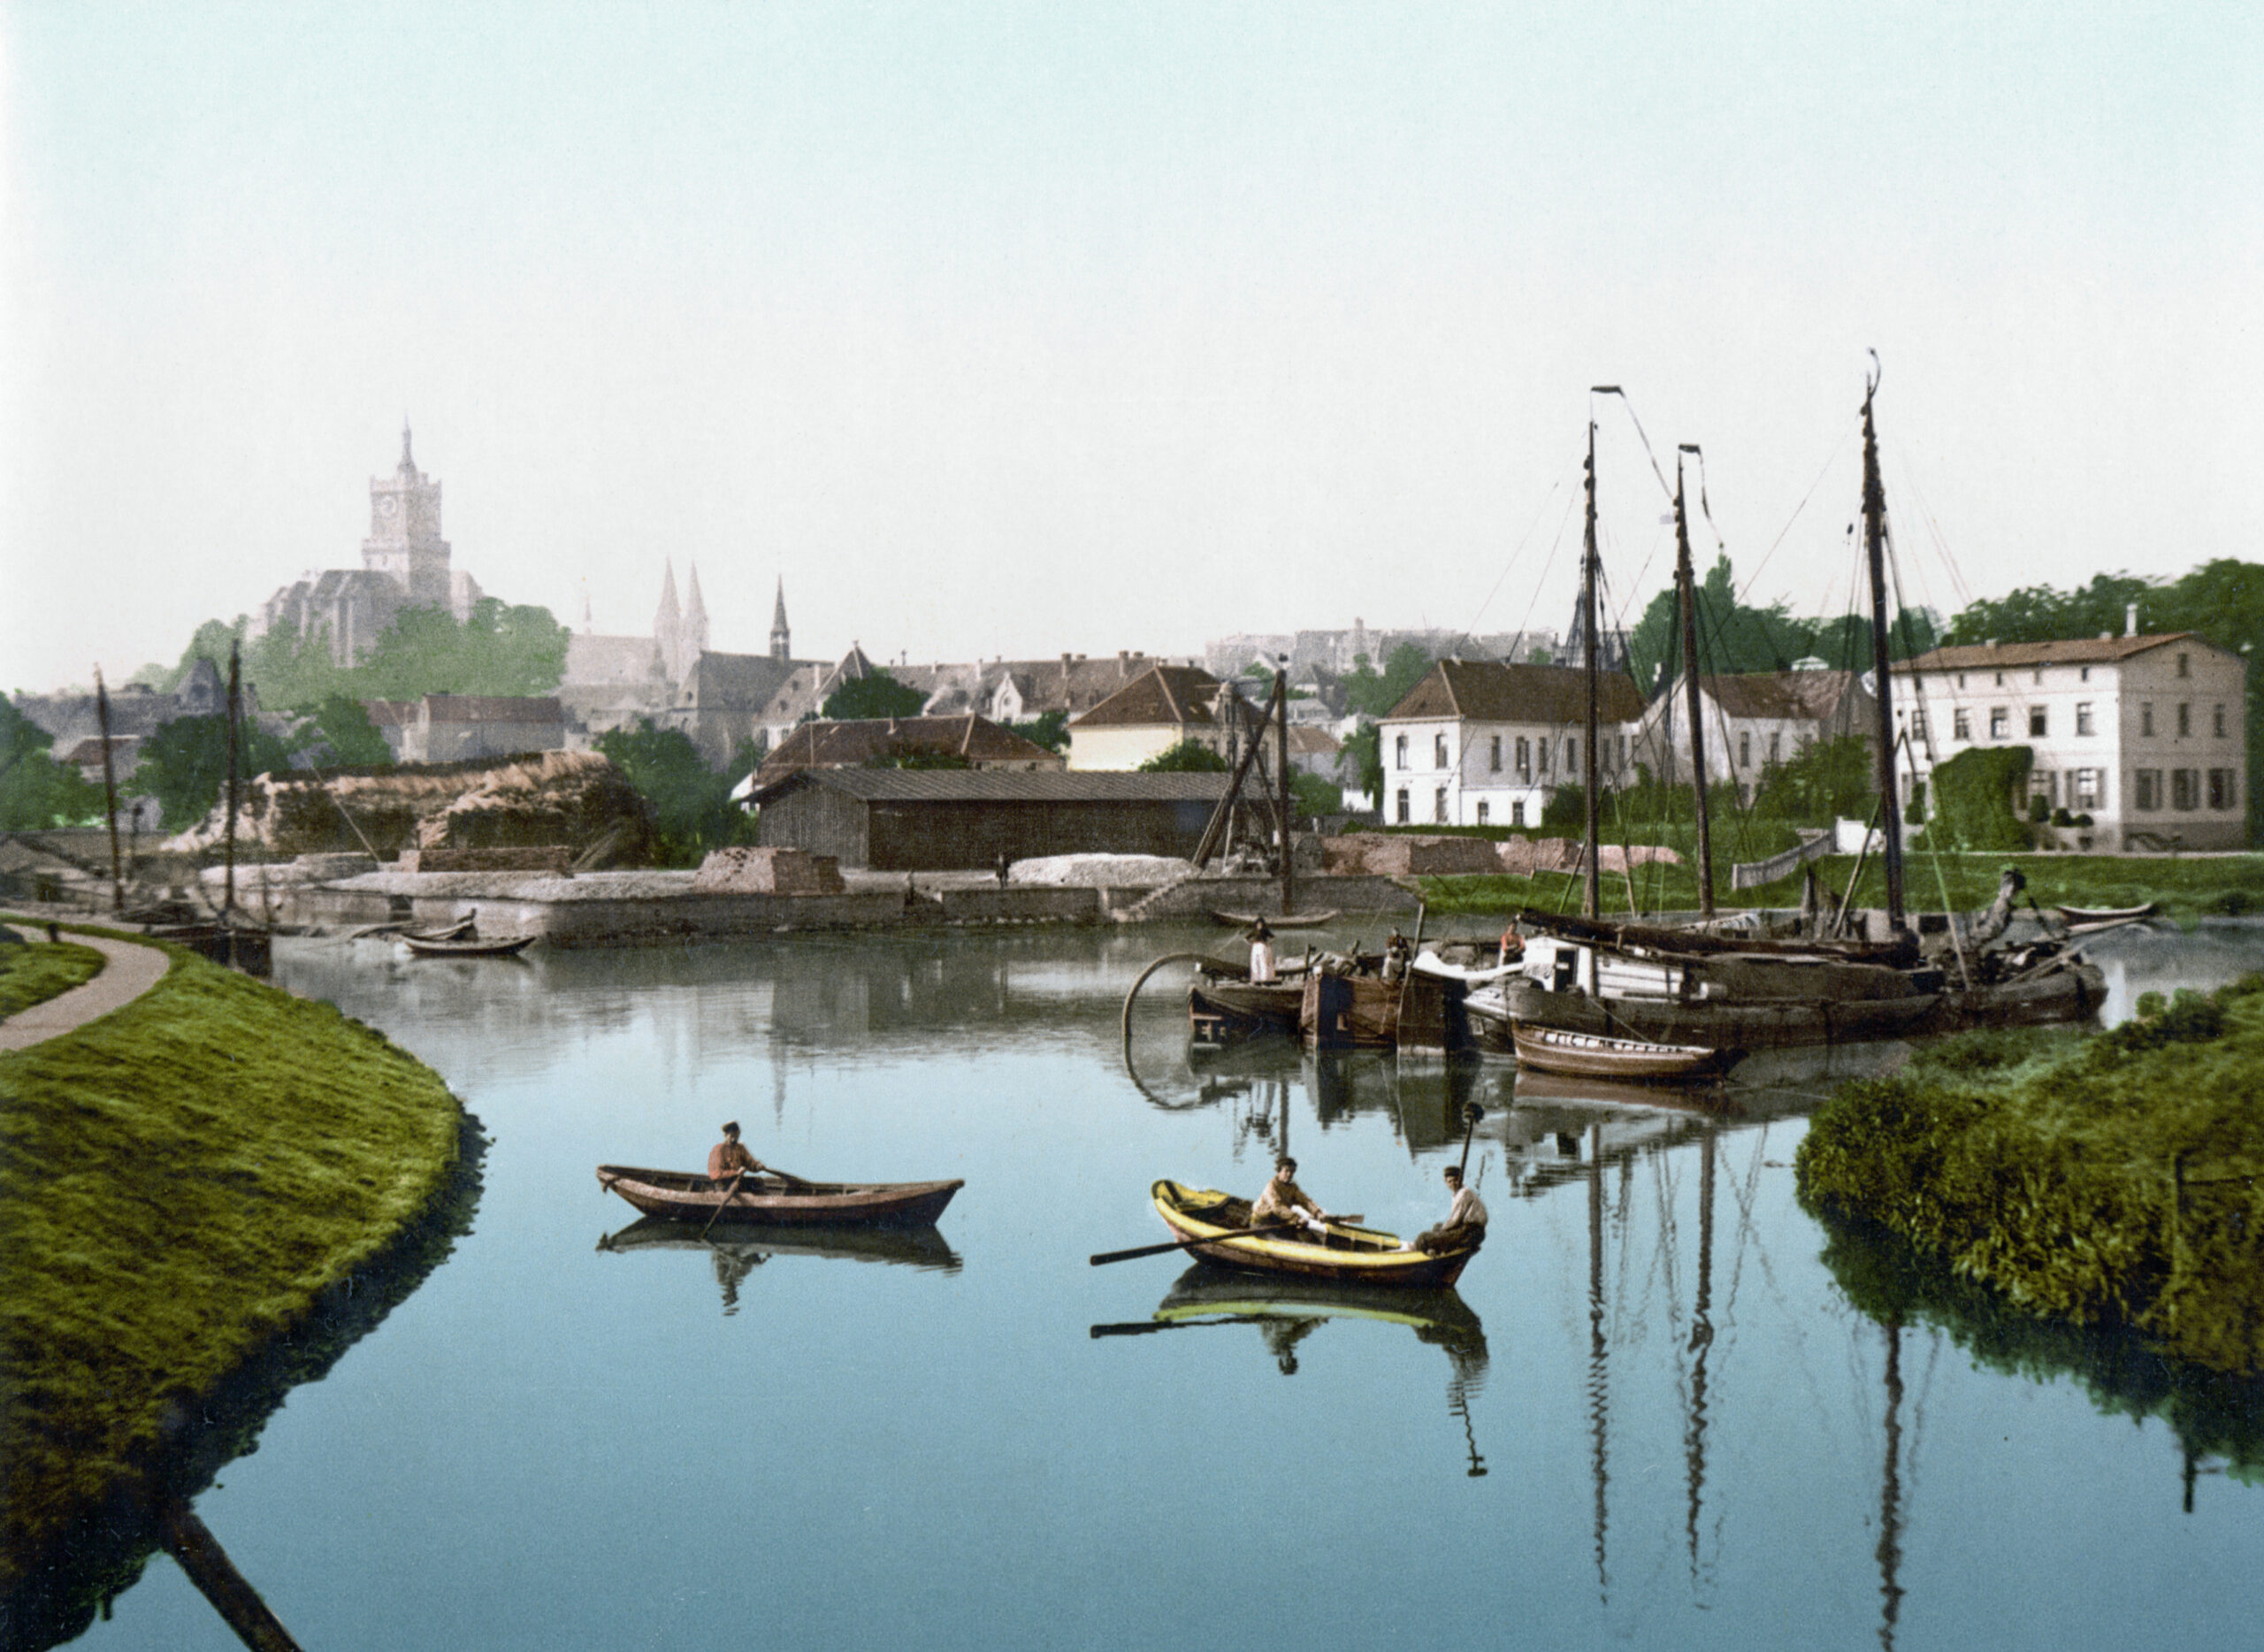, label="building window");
[2209,769,2237,810]
[1911,710,1928,741]
[1395,733,1408,770]
[1953,708,1970,741]
[2215,704,2228,738]
[2141,703,2154,737]
[2178,653,2191,678]
[1395,788,1410,823]
[1434,786,1449,823]
[2075,702,2093,736]
[2032,669,2043,685]
[2029,707,2046,737]
[1511,800,1526,827]
[1536,738,1549,776]
[2075,768,2101,809]
[1434,732,1449,769]
[2173,769,2199,811]
[1489,735,1502,772]
[2135,769,2162,811]
[1566,737,1579,770]
[1516,737,1531,777]
[1739,733,1751,768]
[2178,703,2191,738]
[1767,731,1781,764]
[1476,800,1490,825]
[2080,666,2091,683]
[1993,671,2005,686]
[1989,707,2008,739]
